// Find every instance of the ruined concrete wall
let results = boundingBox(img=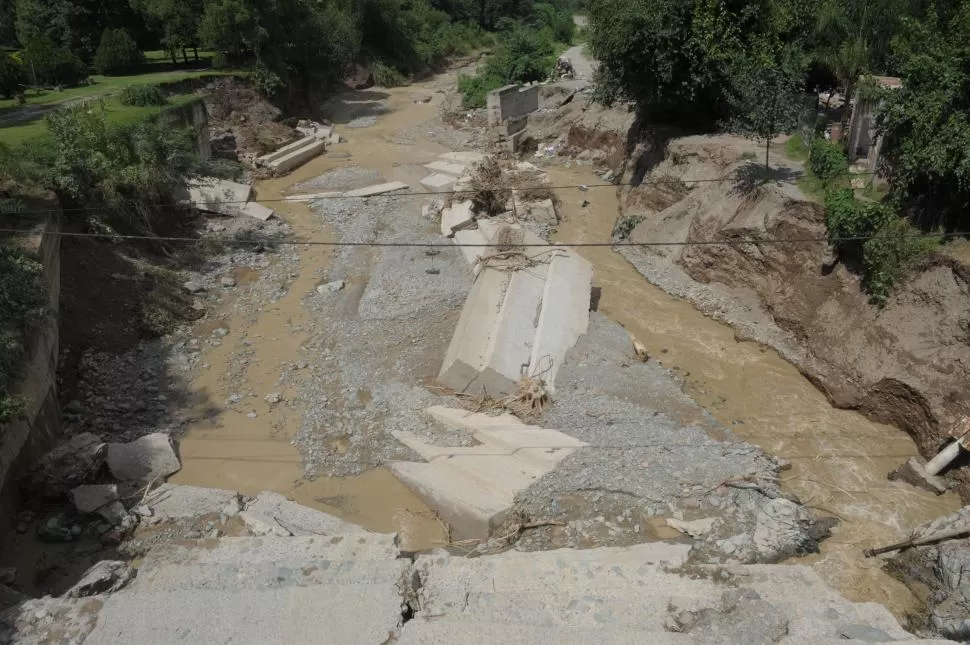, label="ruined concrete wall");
[156,98,211,160]
[487,85,540,126]
[0,213,62,521]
